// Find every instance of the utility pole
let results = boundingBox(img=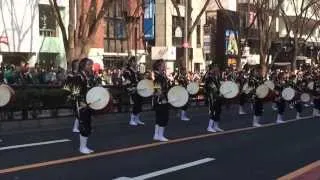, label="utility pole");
[183,0,189,70]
